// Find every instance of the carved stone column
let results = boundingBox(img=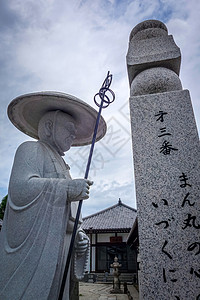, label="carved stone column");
[127,20,200,300]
